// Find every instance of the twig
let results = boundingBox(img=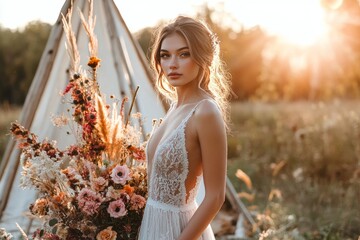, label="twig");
[125,86,139,128]
[16,223,29,240]
[226,177,260,235]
